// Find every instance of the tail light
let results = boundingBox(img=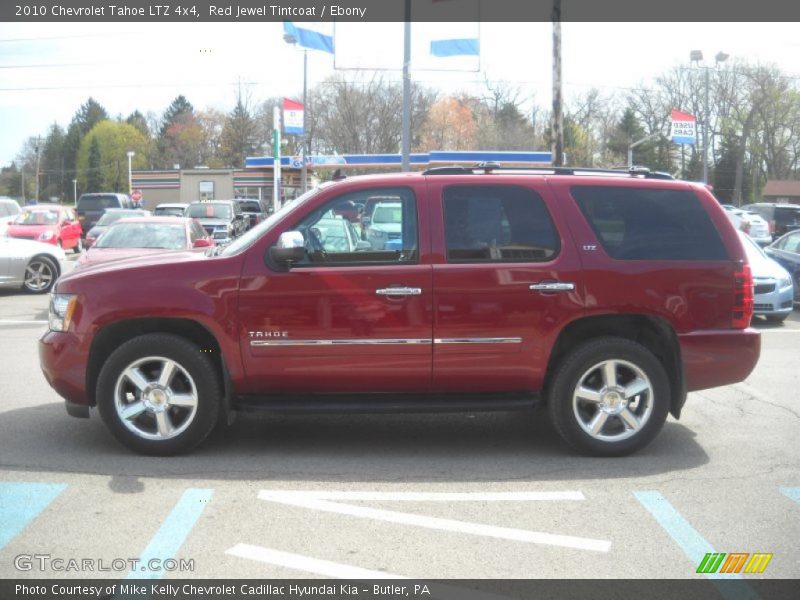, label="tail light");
[732,262,754,329]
